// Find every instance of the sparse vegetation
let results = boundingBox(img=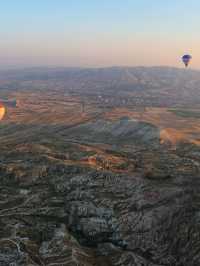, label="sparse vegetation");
[1,67,200,265]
